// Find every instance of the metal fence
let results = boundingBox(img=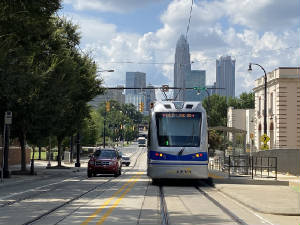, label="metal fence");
[210,155,277,180]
